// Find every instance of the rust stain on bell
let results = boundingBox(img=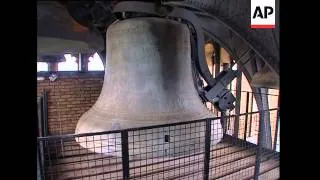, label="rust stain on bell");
[75,17,223,157]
